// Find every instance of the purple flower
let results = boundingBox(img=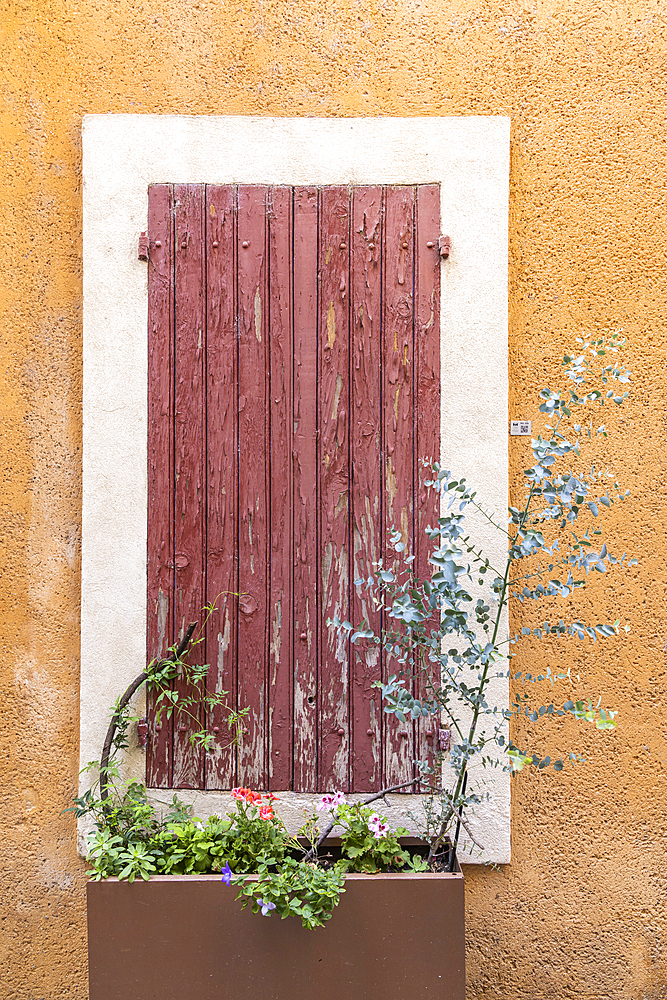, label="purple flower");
[221,862,233,886]
[258,898,276,916]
